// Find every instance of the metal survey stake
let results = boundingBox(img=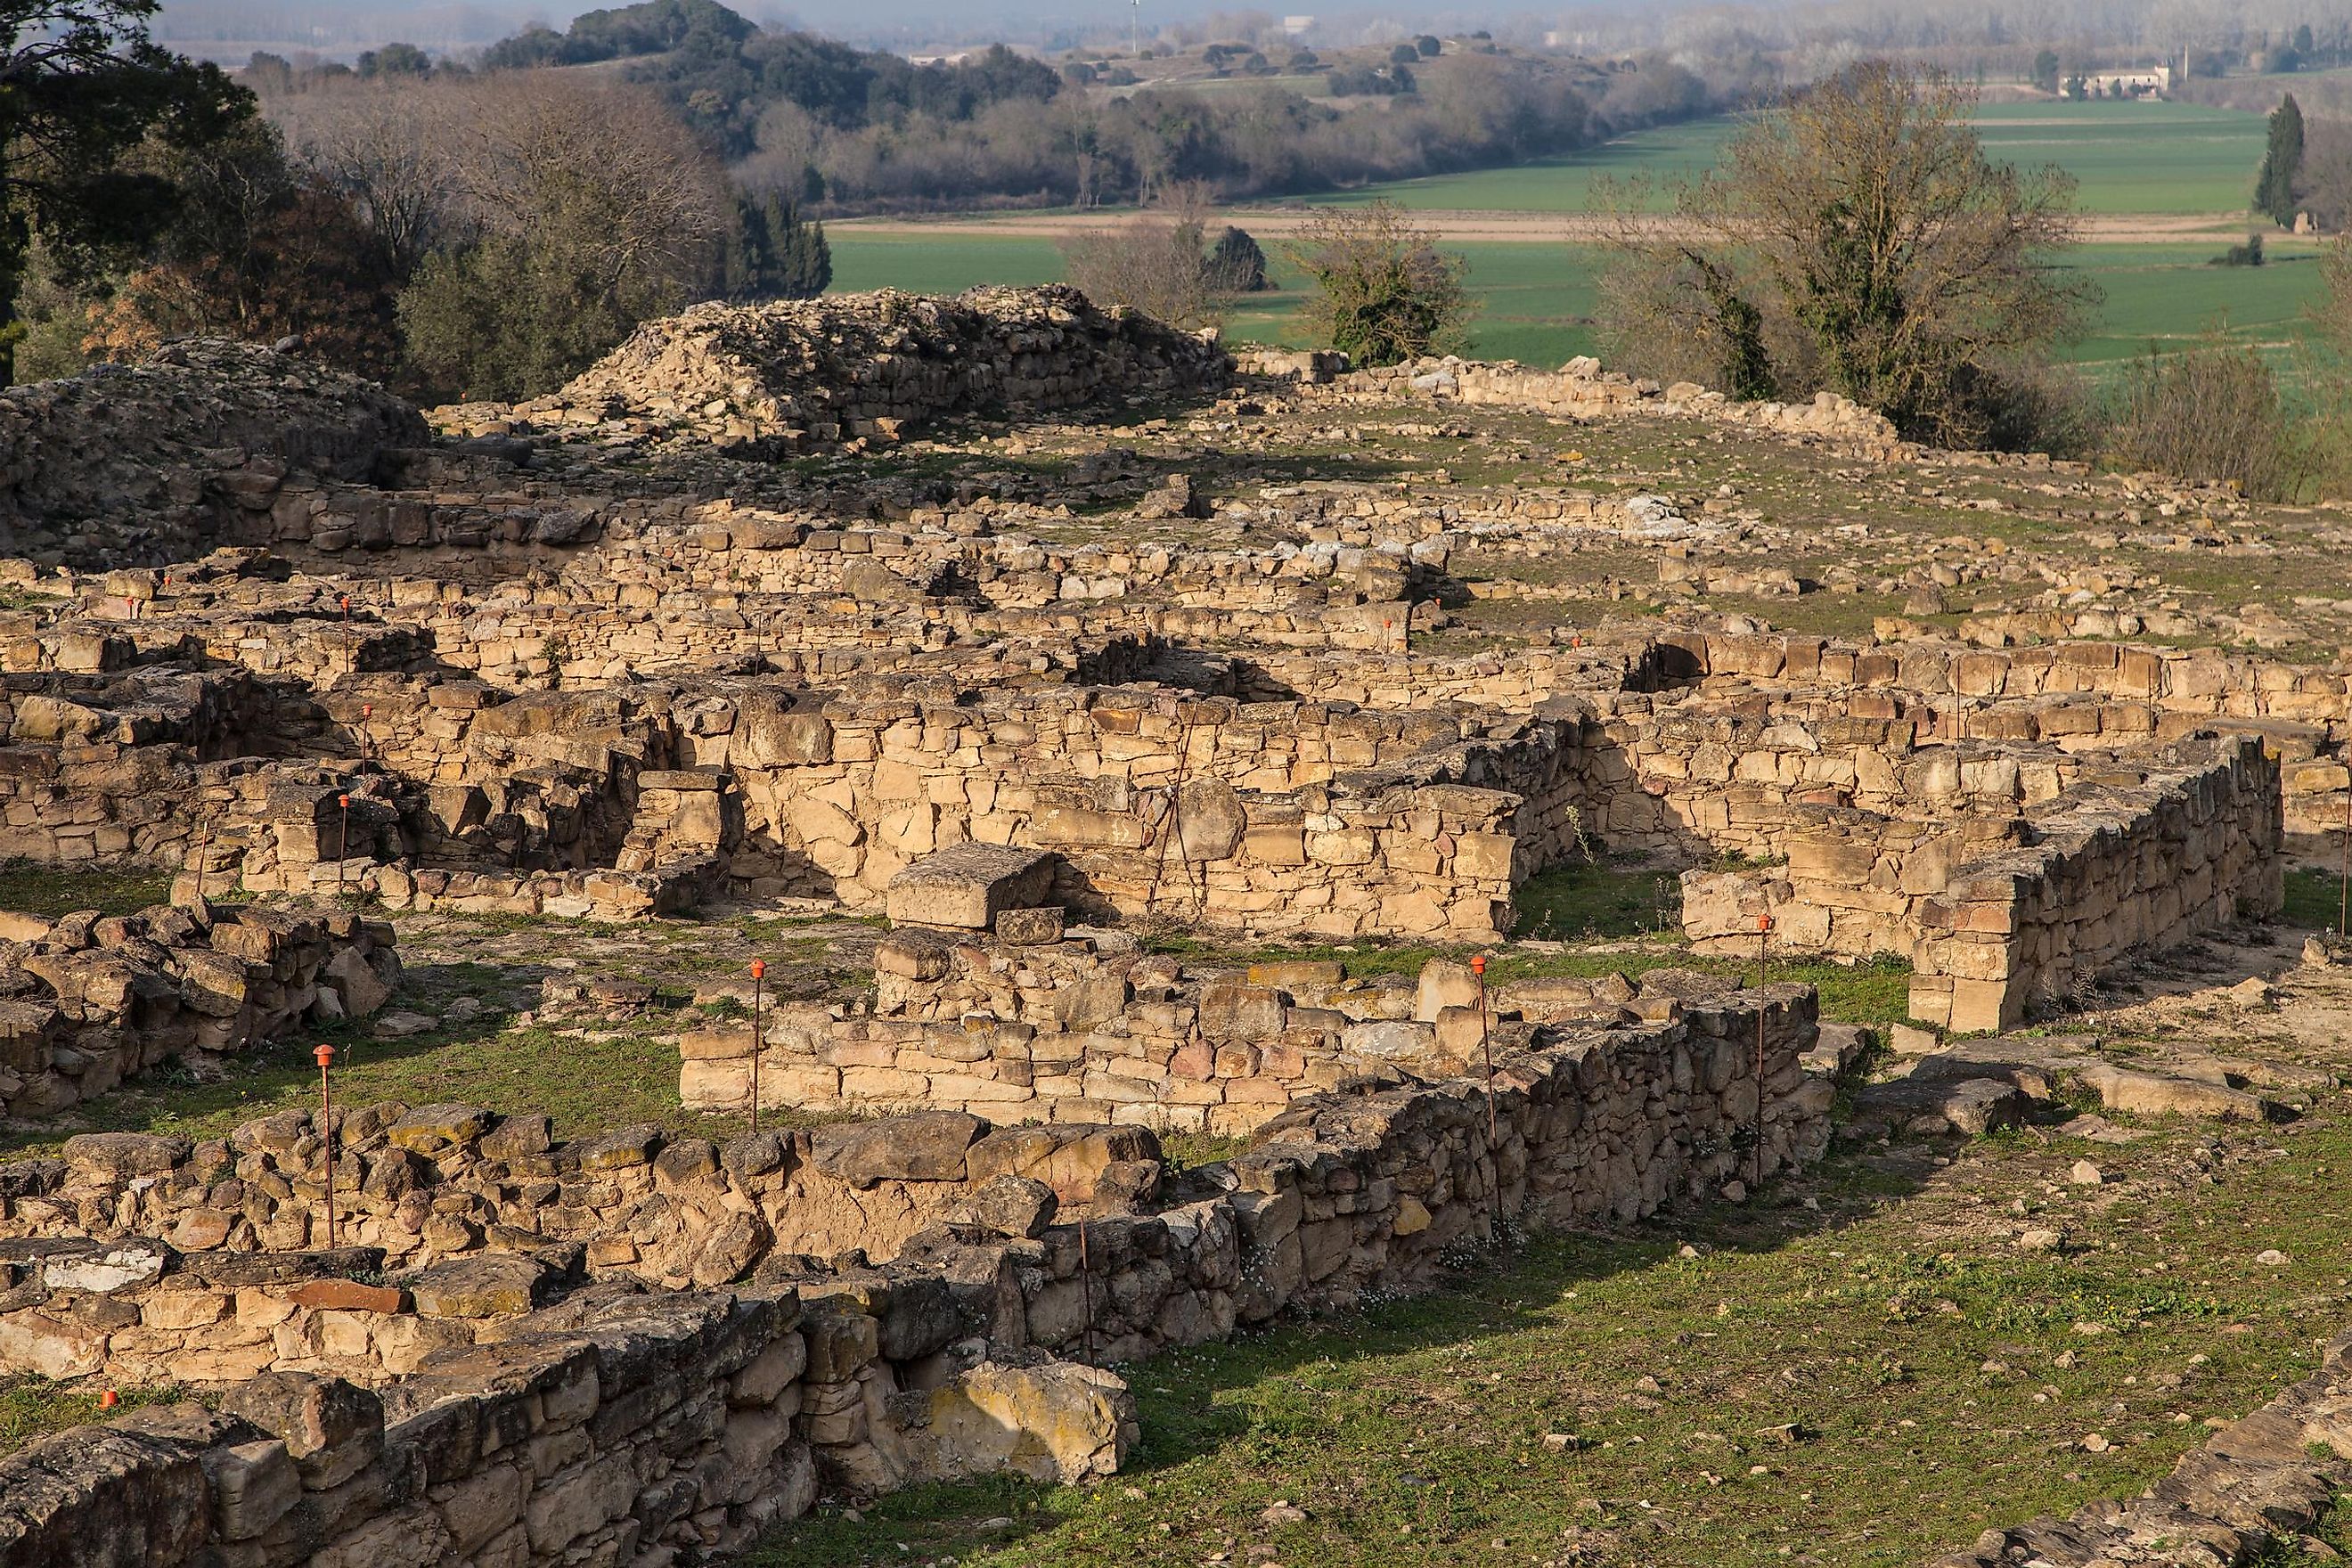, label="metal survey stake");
[315,1042,338,1249]
[338,793,350,894]
[1473,951,1499,1230]
[748,959,765,1134]
[1754,911,1770,1189]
